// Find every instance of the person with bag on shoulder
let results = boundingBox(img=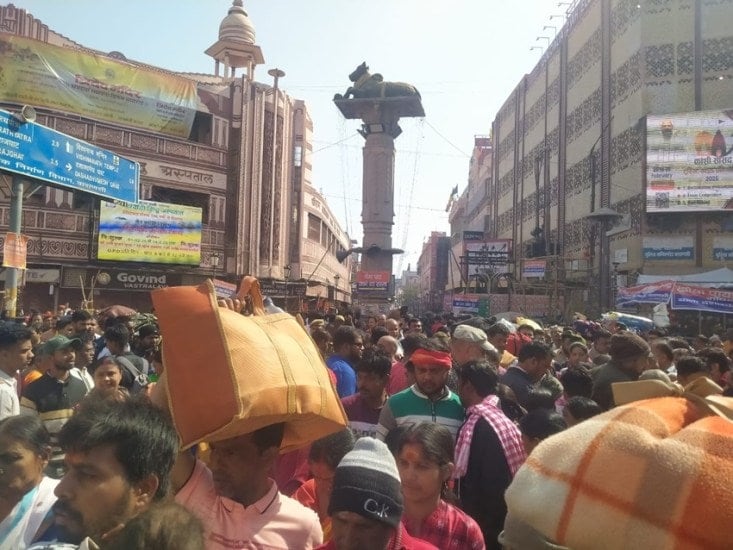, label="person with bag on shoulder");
[102,325,149,395]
